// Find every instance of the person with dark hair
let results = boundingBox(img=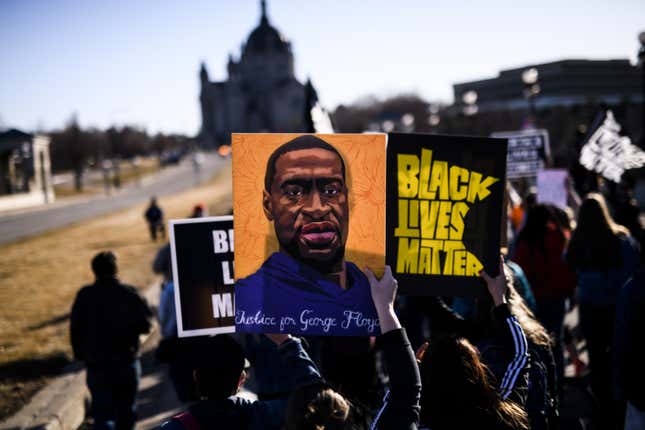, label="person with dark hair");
[417,261,530,430]
[70,251,152,430]
[144,197,165,241]
[285,266,421,430]
[511,203,576,392]
[235,135,378,336]
[159,333,322,430]
[566,193,640,429]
